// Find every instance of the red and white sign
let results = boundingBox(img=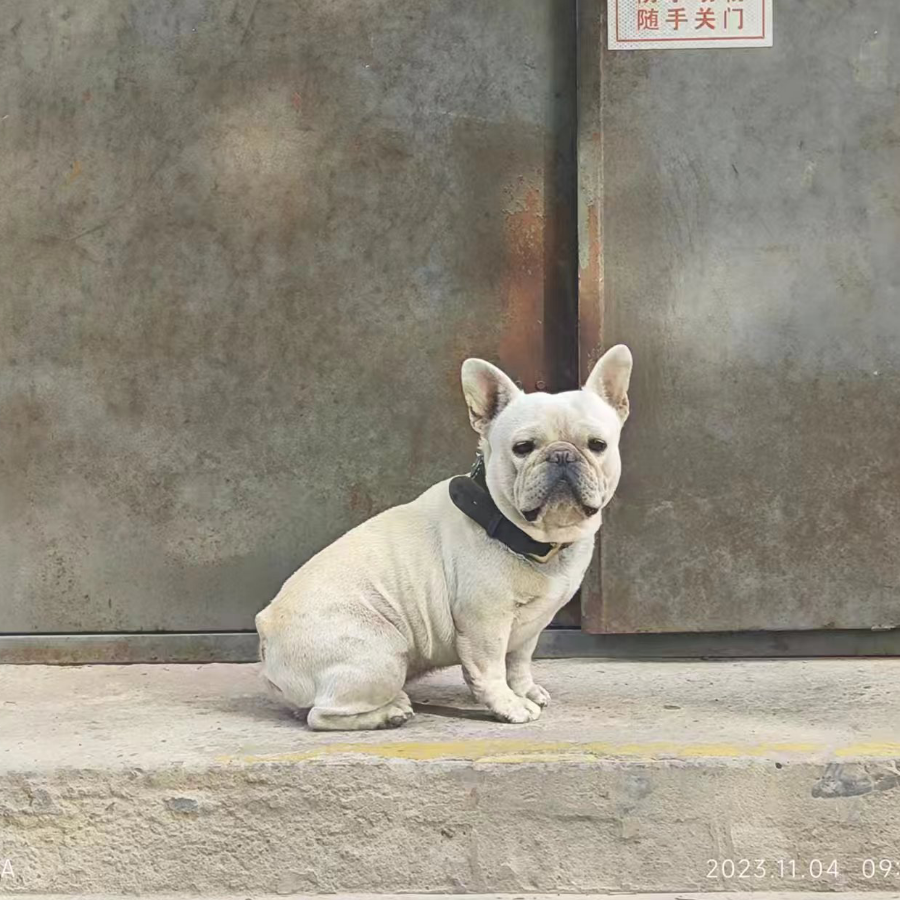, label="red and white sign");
[609,0,773,50]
